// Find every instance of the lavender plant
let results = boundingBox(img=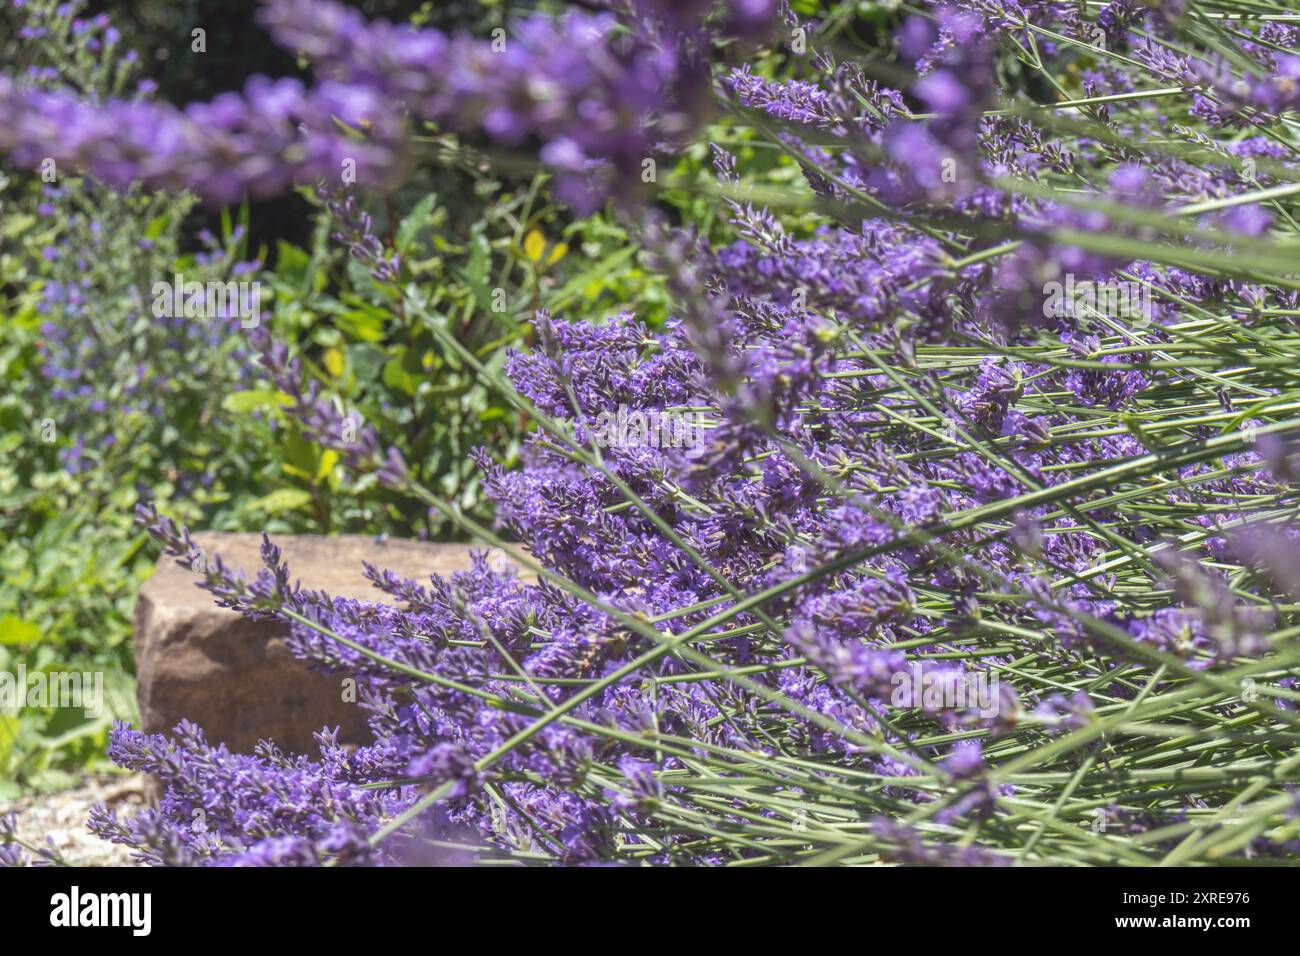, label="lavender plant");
[4,0,1300,865]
